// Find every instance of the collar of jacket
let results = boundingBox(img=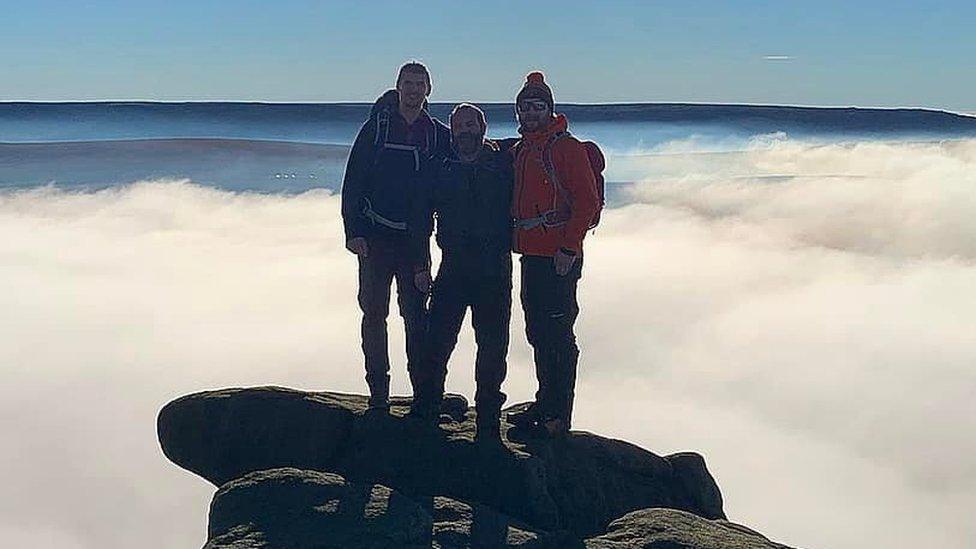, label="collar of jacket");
[518,113,568,143]
[449,140,498,163]
[371,89,432,123]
